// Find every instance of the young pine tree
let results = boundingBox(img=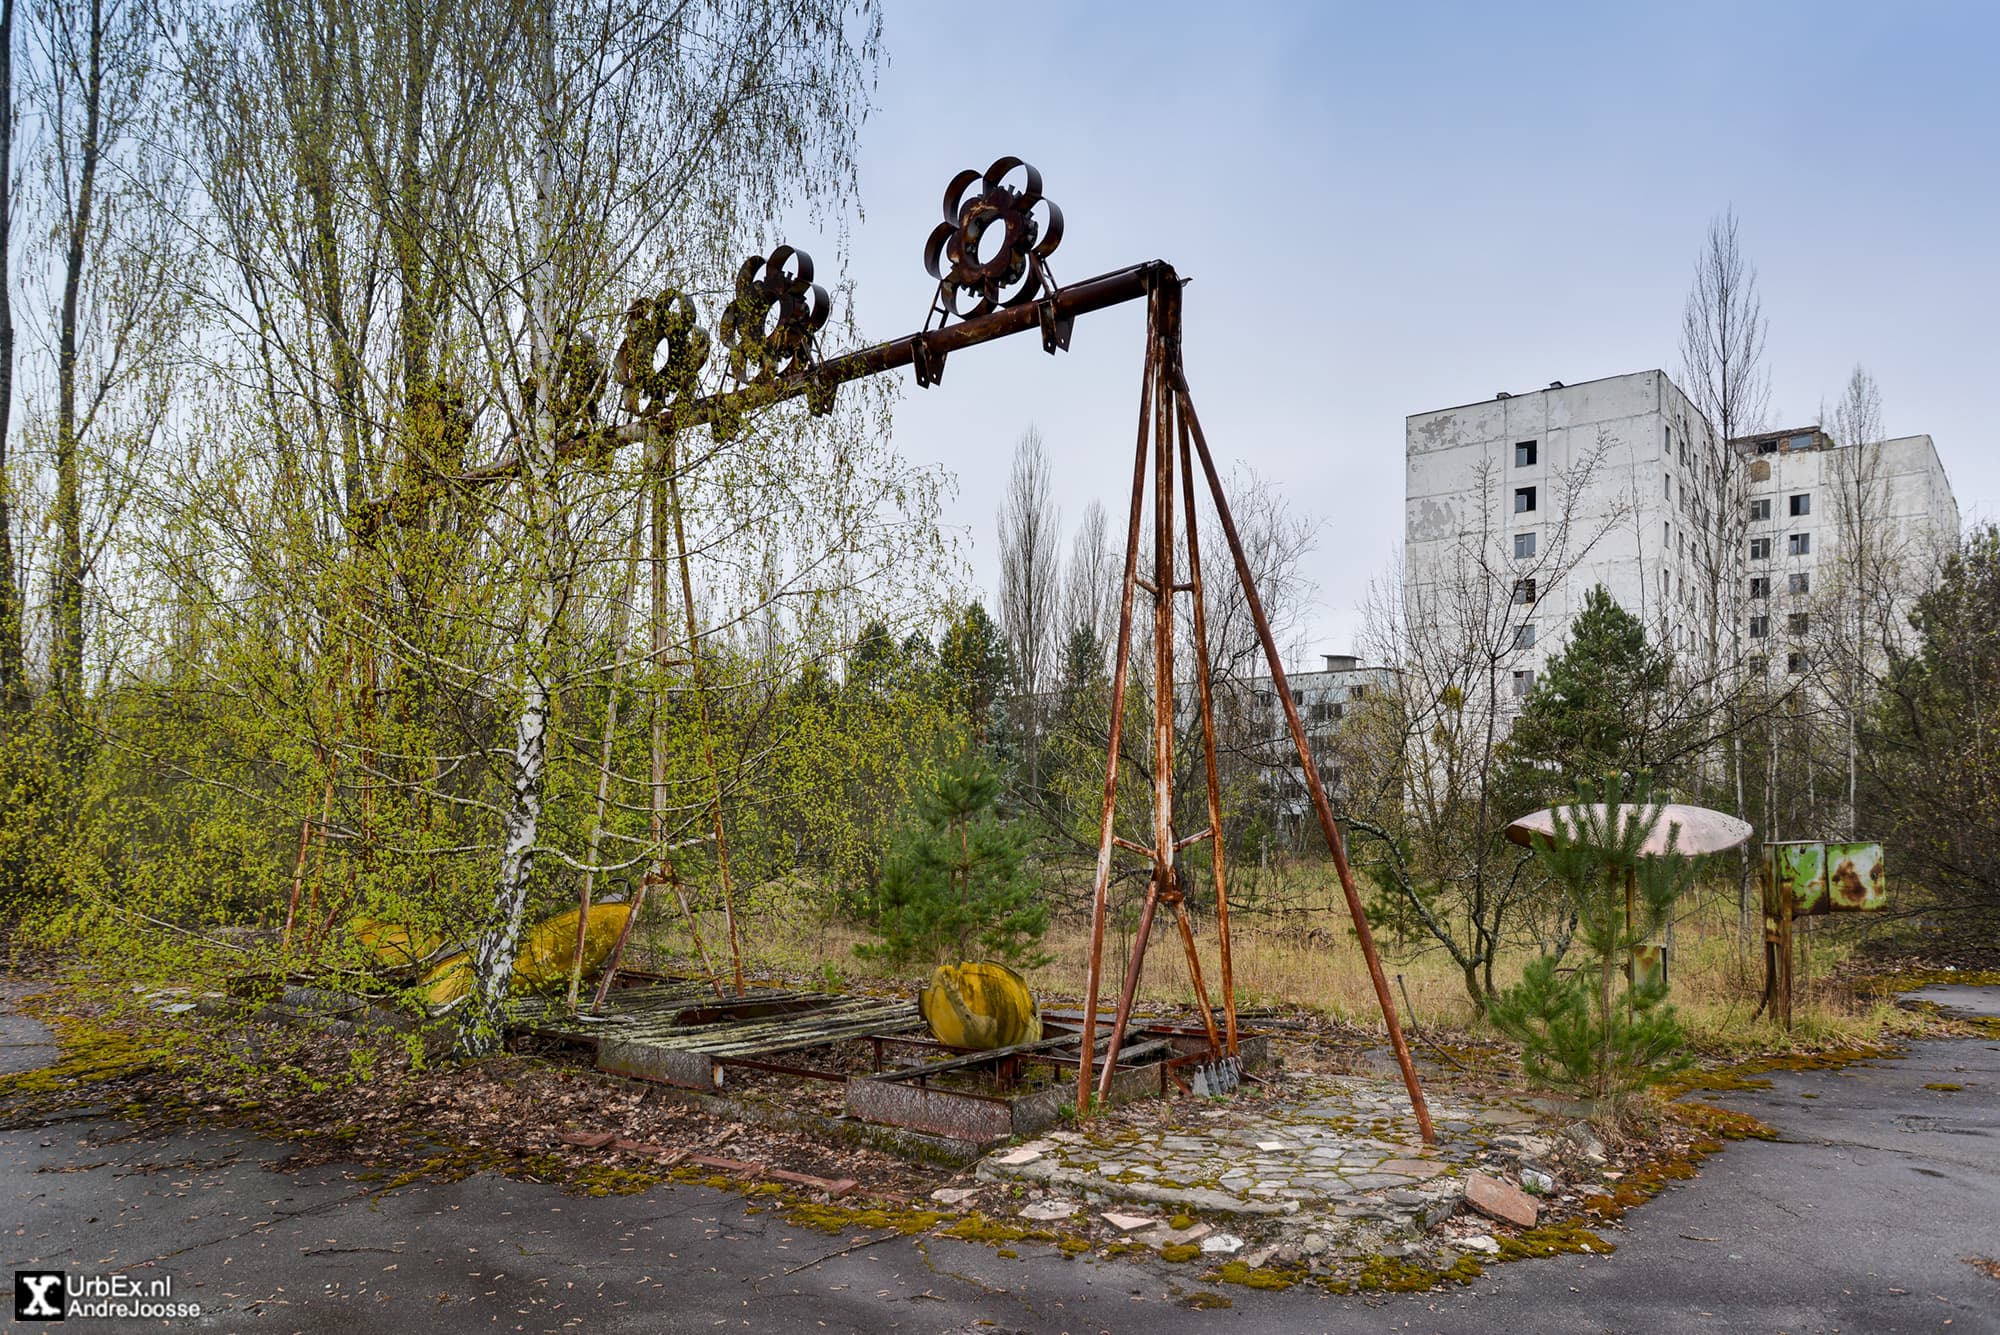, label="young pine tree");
[1487,774,1698,1116]
[857,748,1049,970]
